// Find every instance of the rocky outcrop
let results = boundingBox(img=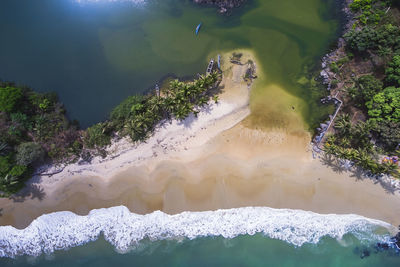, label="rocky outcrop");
[193,0,247,14]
